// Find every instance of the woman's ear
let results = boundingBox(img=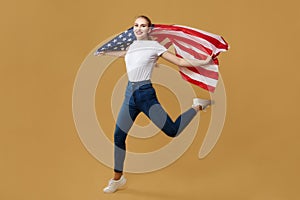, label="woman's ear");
[148,25,154,33]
